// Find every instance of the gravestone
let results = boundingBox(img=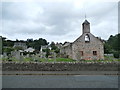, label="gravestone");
[3,52,7,58]
[26,54,29,57]
[15,51,20,60]
[54,52,56,62]
[21,53,23,56]
[11,51,20,60]
[35,54,40,62]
